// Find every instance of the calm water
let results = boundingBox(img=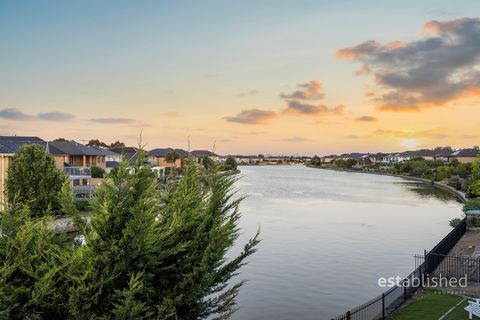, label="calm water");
[231,165,463,320]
